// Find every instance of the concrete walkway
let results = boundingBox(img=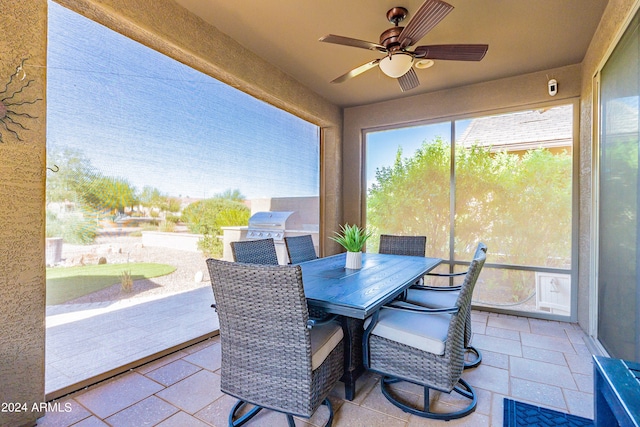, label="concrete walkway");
[45,285,218,397]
